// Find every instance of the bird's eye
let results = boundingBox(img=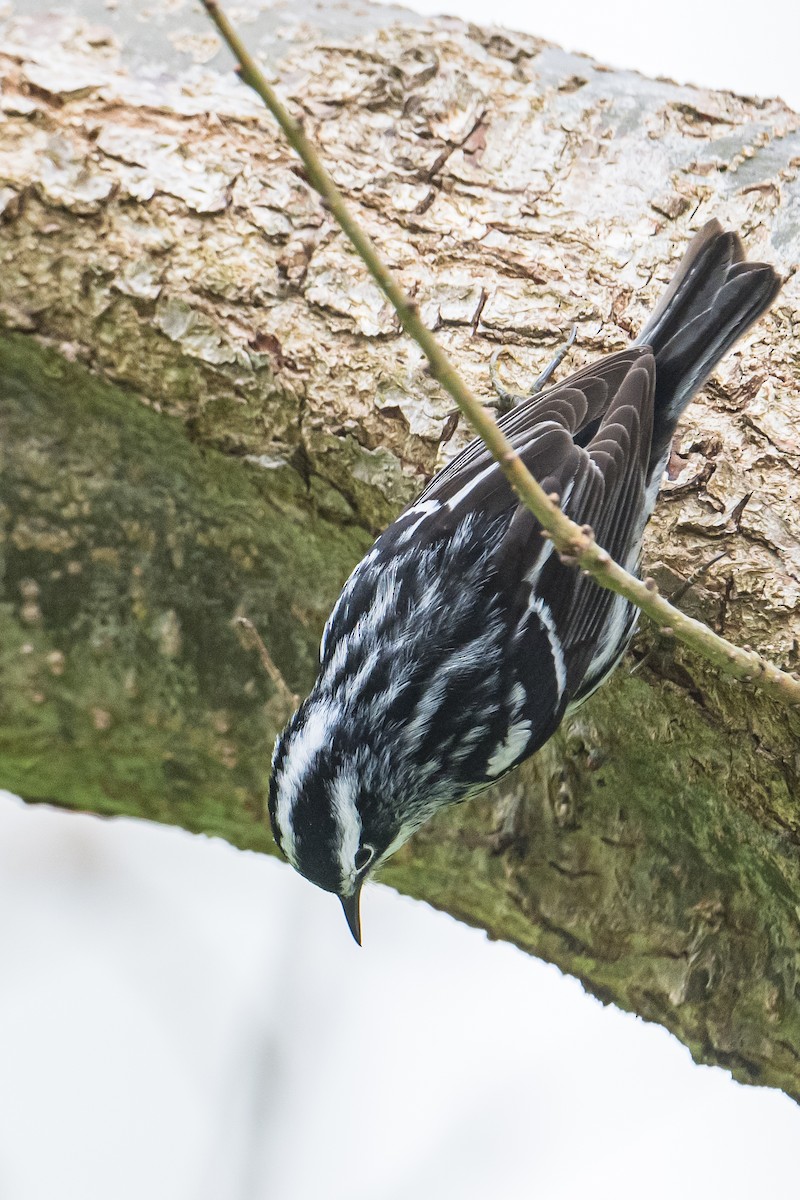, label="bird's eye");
[354,844,374,872]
